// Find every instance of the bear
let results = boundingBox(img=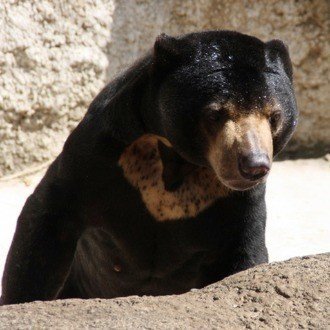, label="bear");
[0,30,298,305]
